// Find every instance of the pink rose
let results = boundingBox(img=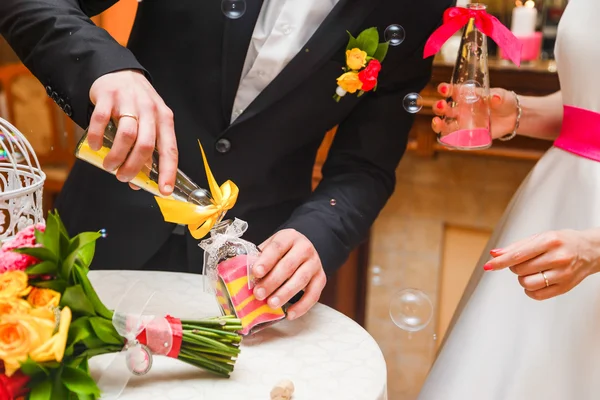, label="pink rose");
[0,224,46,272]
[1,224,45,252]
